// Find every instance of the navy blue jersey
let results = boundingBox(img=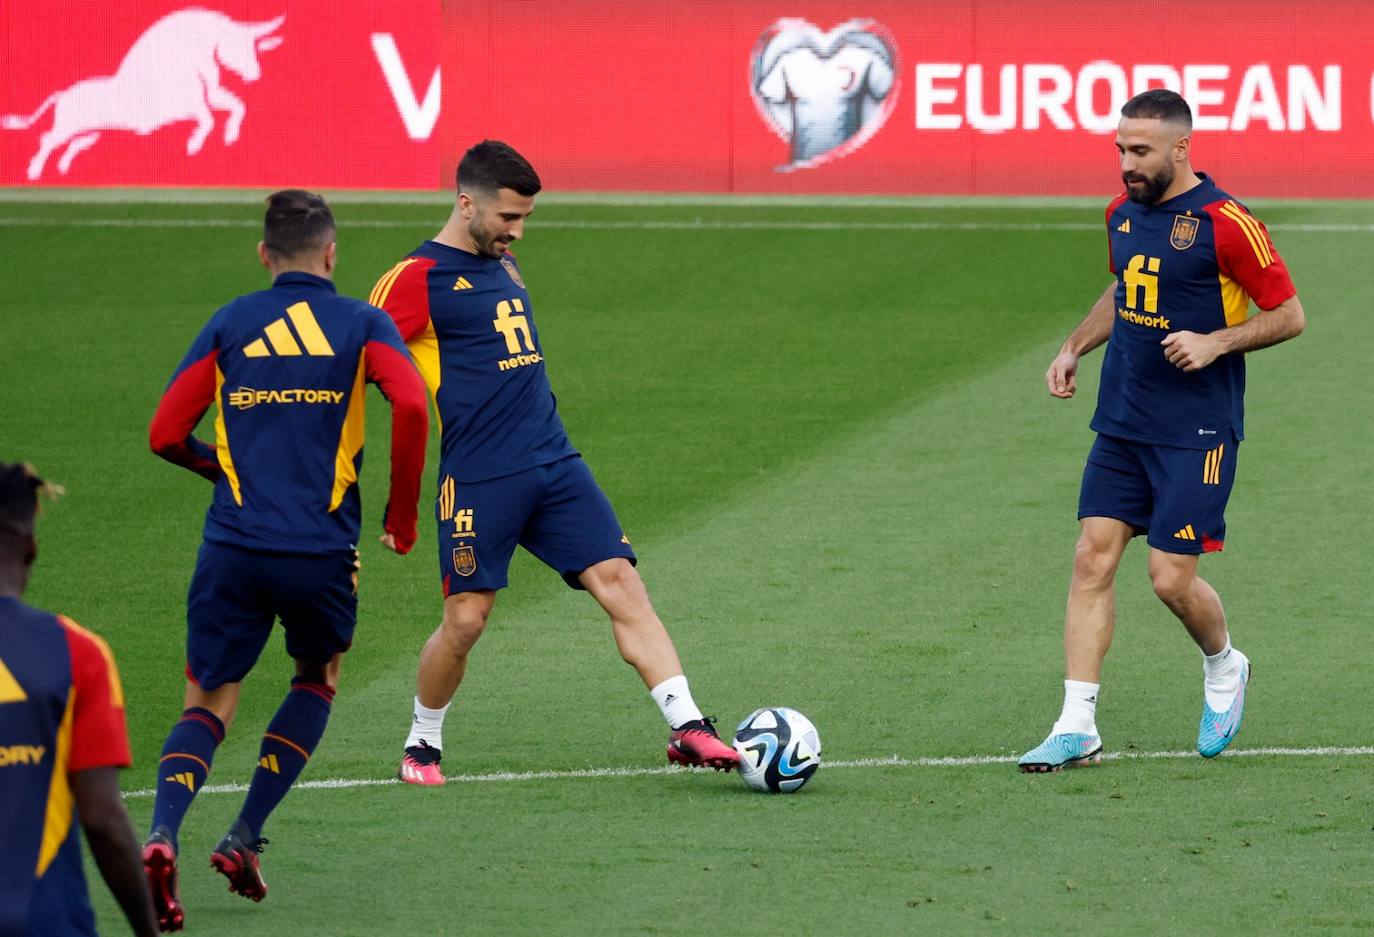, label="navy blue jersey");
[0,597,130,937]
[1094,174,1296,449]
[370,242,577,482]
[150,272,428,554]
